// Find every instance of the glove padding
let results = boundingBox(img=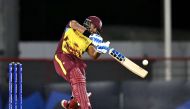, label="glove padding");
[96,41,110,54]
[89,34,103,46]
